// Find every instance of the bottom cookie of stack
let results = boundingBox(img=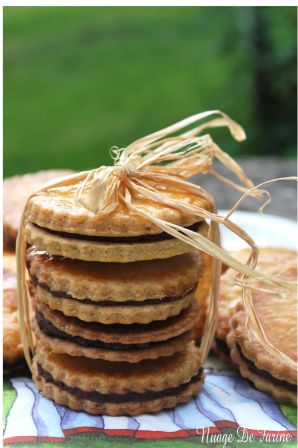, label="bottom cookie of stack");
[33,343,203,416]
